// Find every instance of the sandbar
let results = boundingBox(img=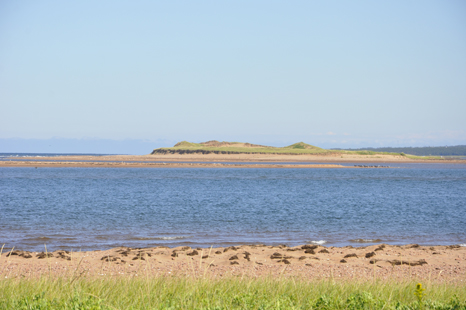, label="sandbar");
[2,153,464,168]
[0,160,349,169]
